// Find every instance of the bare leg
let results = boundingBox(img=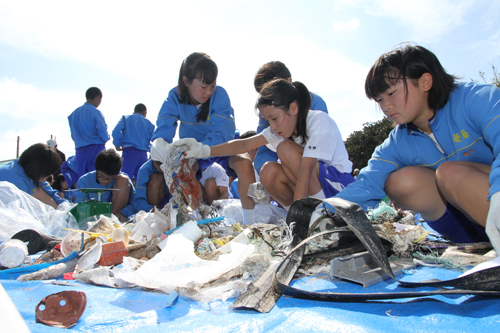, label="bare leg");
[204,178,217,205]
[228,153,256,210]
[204,178,228,205]
[260,161,294,207]
[385,166,446,221]
[436,161,490,226]
[146,172,165,208]
[112,175,131,222]
[277,140,322,196]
